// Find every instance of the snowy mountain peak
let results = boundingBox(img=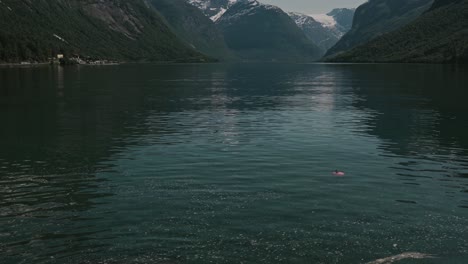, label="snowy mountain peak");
[187,0,279,22]
[187,0,236,21]
[288,9,355,54]
[288,12,317,26]
[307,8,355,38]
[216,0,286,26]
